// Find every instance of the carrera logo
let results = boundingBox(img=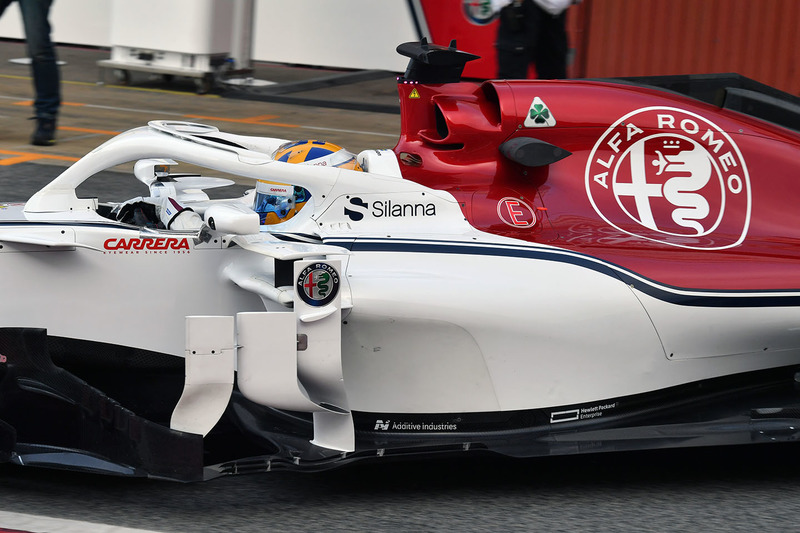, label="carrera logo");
[344,196,437,222]
[585,106,750,249]
[104,237,191,252]
[497,197,537,228]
